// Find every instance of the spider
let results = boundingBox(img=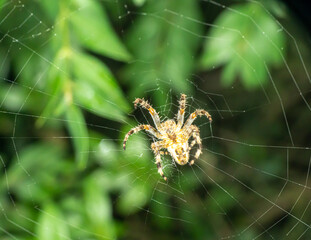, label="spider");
[123,94,212,181]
